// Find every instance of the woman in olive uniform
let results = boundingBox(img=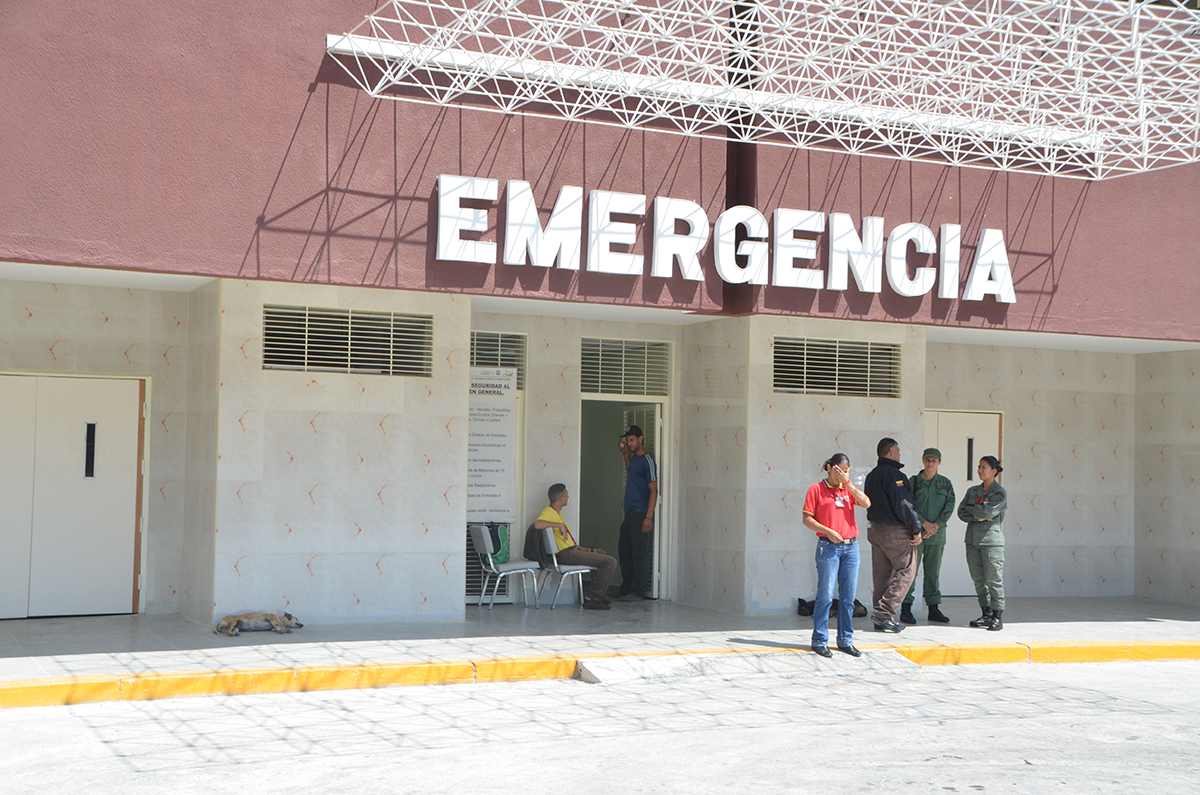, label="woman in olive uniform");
[957,455,1007,631]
